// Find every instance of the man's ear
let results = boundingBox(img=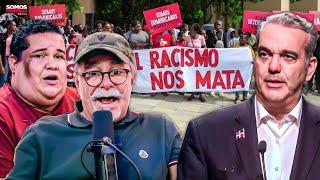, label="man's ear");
[73,72,80,89]
[8,55,18,76]
[131,72,137,85]
[306,56,317,81]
